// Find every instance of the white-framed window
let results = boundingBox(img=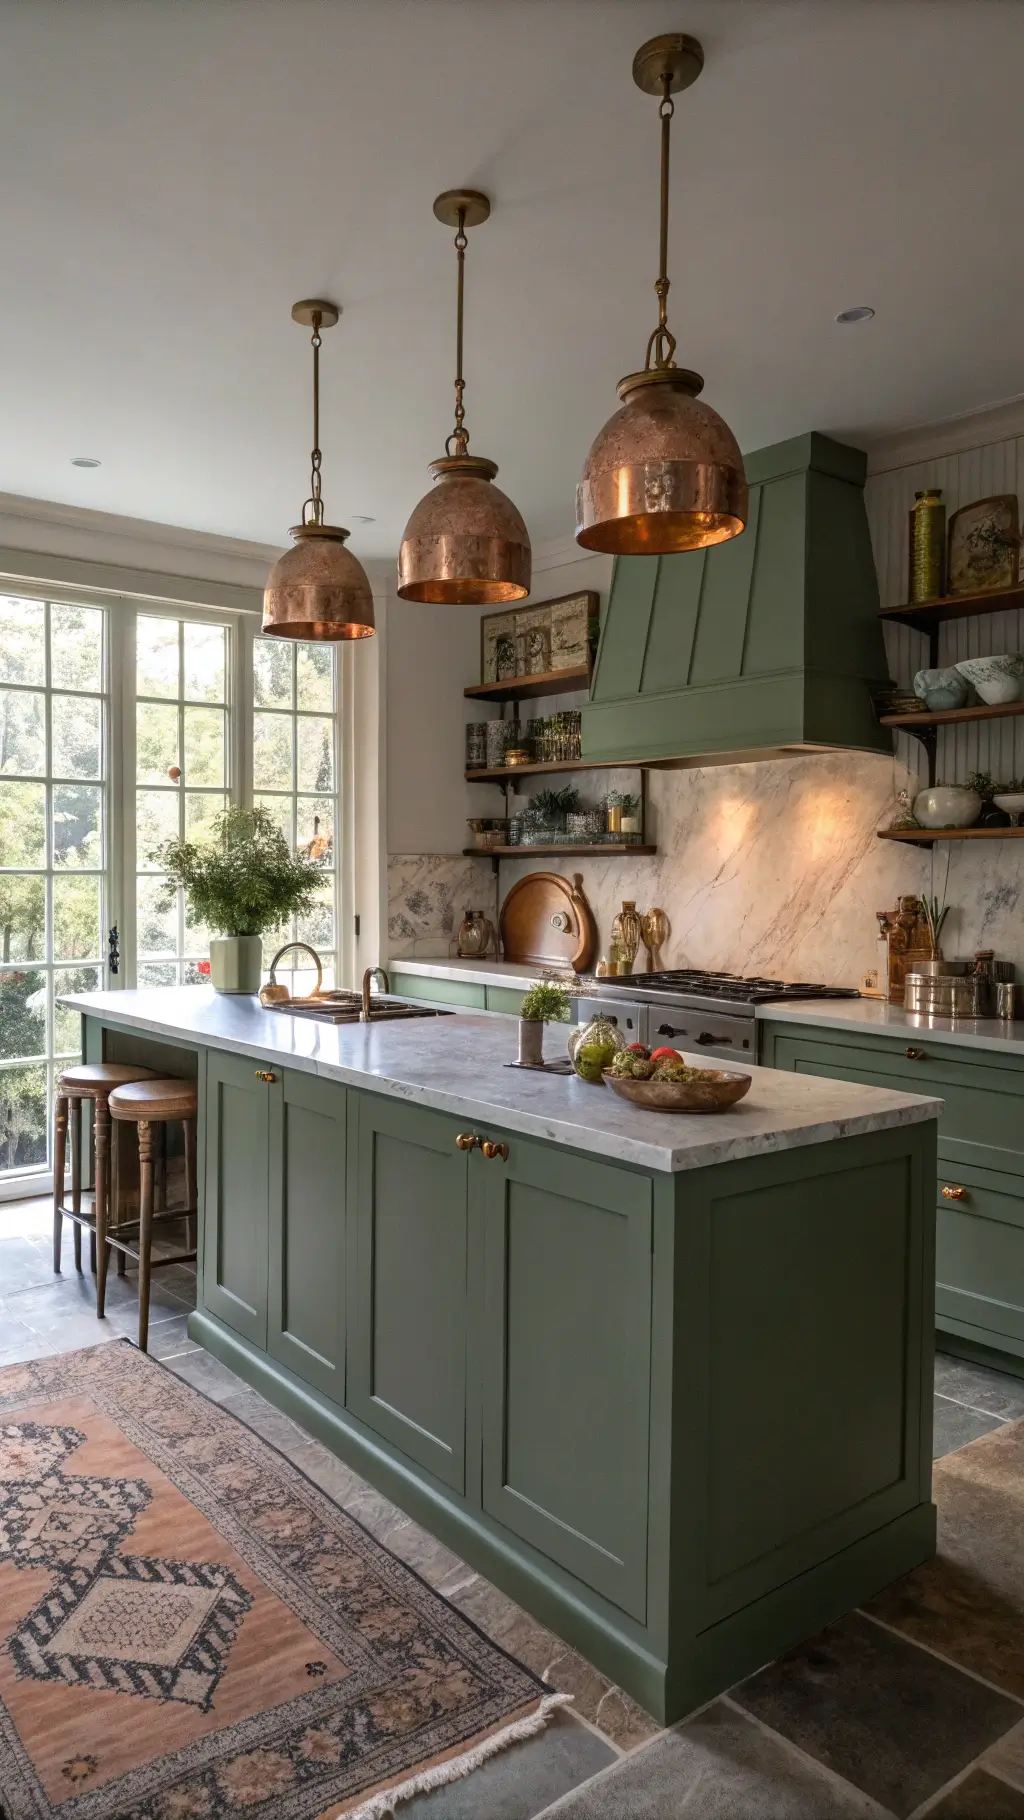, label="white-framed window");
[130,611,233,986]
[0,593,108,1183]
[252,636,339,992]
